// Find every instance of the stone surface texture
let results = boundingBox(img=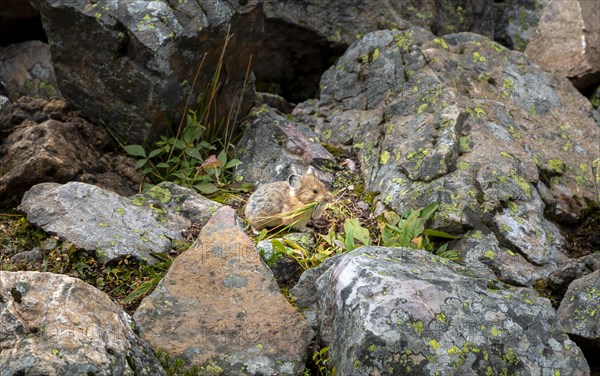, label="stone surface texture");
[292,246,590,375]
[31,0,262,145]
[294,28,600,287]
[0,97,140,208]
[134,206,314,375]
[17,182,192,264]
[557,269,600,357]
[0,41,61,100]
[0,271,165,375]
[235,104,335,186]
[525,0,600,91]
